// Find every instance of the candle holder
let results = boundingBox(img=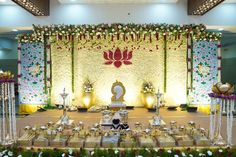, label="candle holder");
[149,89,165,126]
[58,88,70,125]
